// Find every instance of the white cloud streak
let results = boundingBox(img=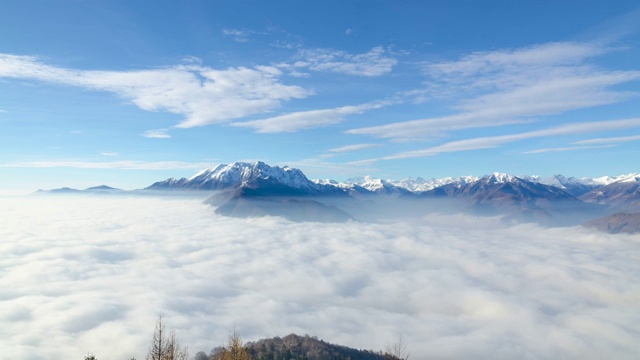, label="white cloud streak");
[348,42,640,141]
[231,102,389,133]
[0,54,311,129]
[361,117,640,161]
[142,129,171,139]
[574,134,640,145]
[327,144,381,153]
[523,145,615,154]
[1,197,639,360]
